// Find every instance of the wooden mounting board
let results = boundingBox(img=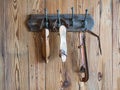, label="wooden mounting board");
[27,14,94,32]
